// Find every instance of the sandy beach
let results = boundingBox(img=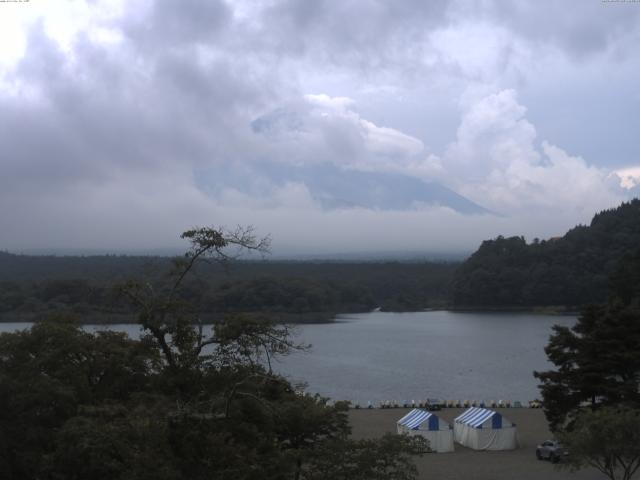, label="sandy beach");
[349,408,603,480]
